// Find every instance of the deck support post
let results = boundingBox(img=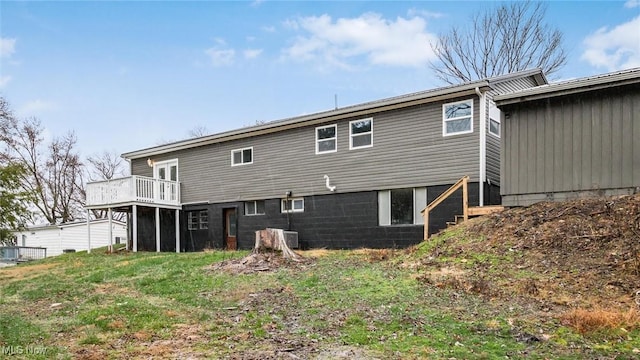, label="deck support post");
[175,209,180,253]
[132,205,138,252]
[87,210,91,254]
[108,208,113,252]
[155,207,160,252]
